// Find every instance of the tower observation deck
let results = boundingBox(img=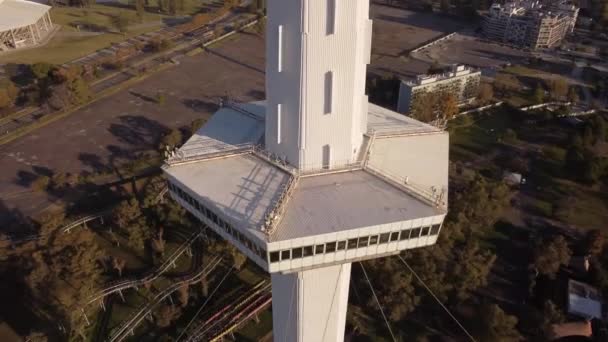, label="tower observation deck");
[162,0,449,341]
